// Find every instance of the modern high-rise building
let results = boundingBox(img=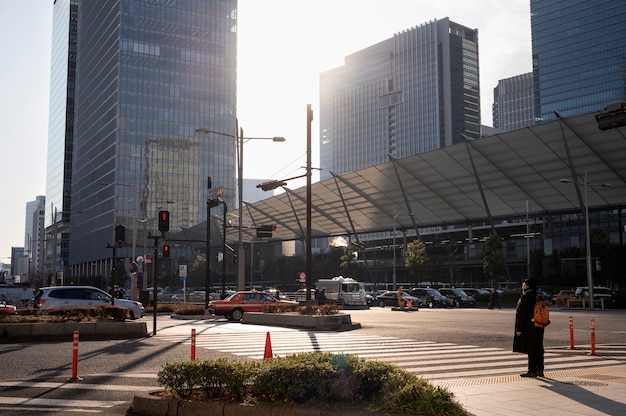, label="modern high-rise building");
[44,0,78,286]
[25,196,46,283]
[492,72,534,131]
[531,0,626,123]
[319,18,480,179]
[45,0,238,282]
